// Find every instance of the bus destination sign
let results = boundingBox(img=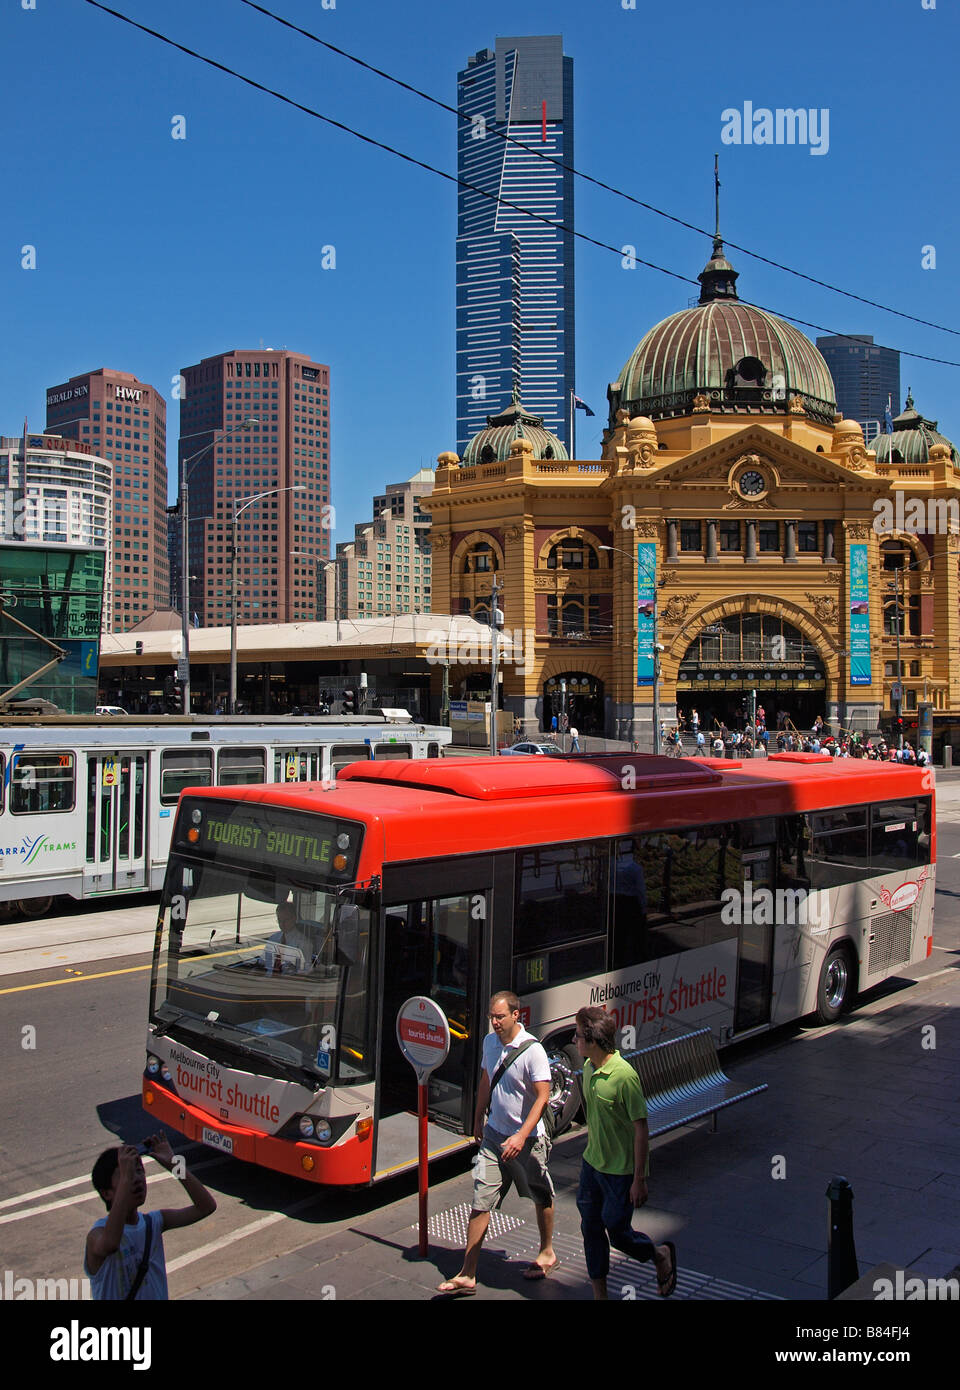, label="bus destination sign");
[180,801,359,879]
